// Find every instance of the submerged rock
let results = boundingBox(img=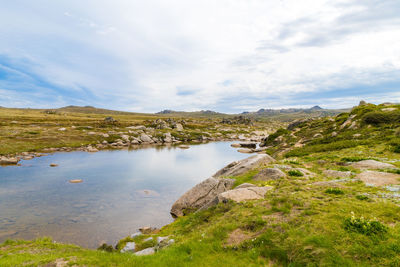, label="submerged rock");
[69,179,83,184]
[178,145,190,149]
